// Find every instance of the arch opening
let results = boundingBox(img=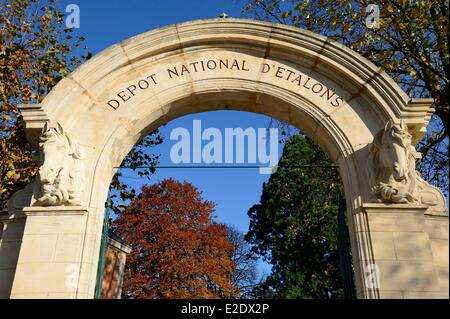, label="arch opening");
[105,108,355,299]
